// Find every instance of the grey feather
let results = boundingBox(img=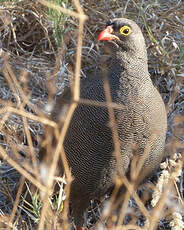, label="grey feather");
[39,18,167,228]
